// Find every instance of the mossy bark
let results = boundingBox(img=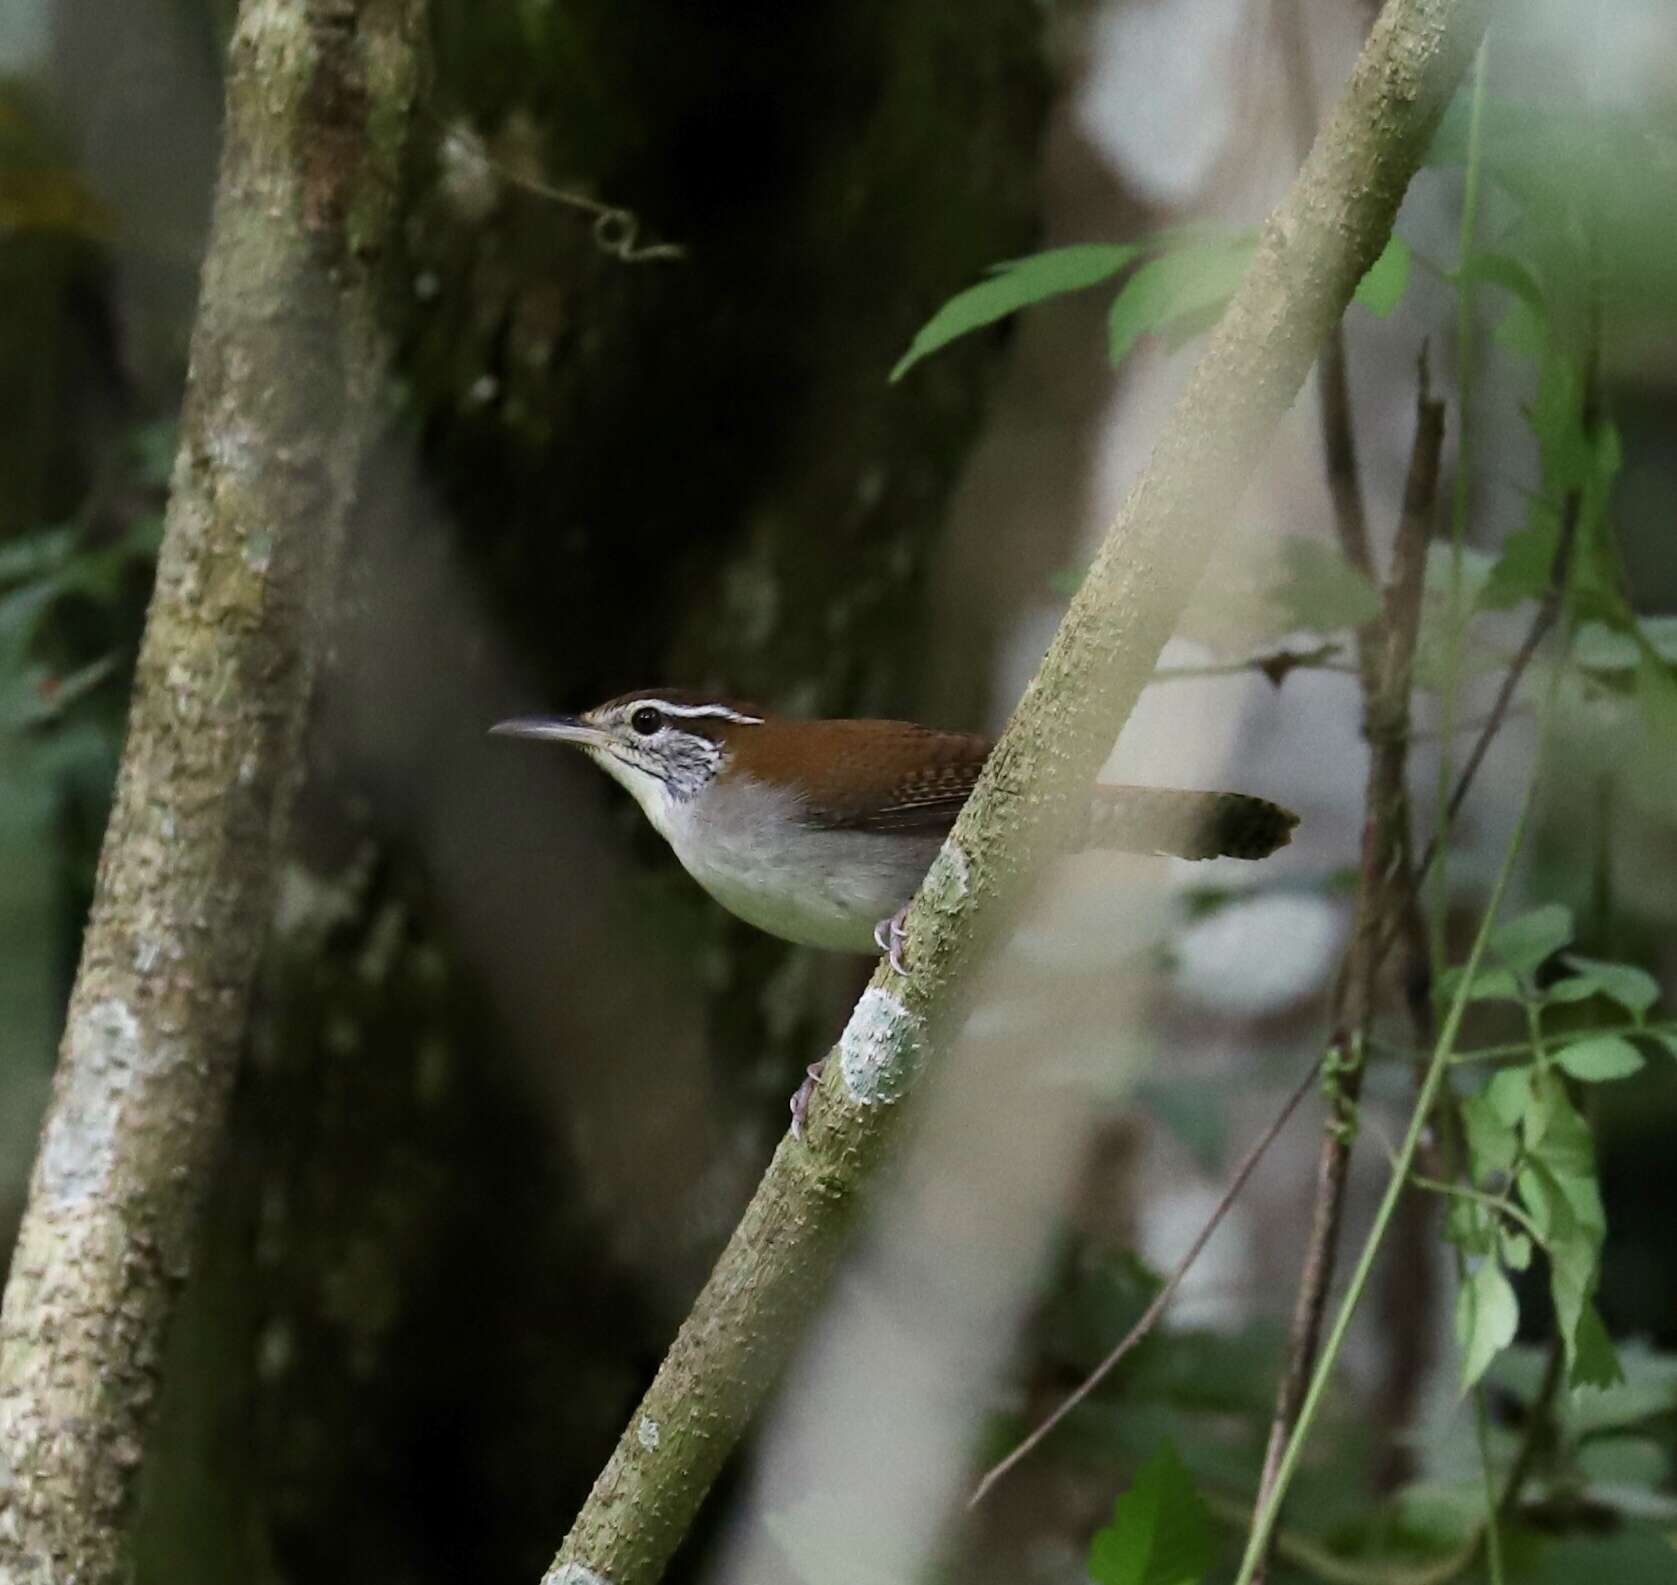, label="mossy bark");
[0,3,425,1581]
